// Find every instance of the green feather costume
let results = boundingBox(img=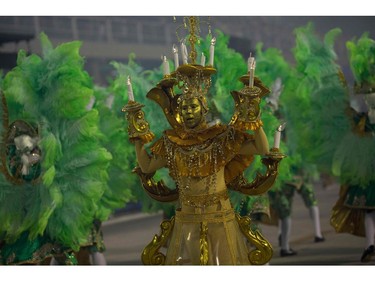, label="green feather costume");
[284,23,351,174]
[0,33,112,264]
[275,24,375,237]
[330,33,375,237]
